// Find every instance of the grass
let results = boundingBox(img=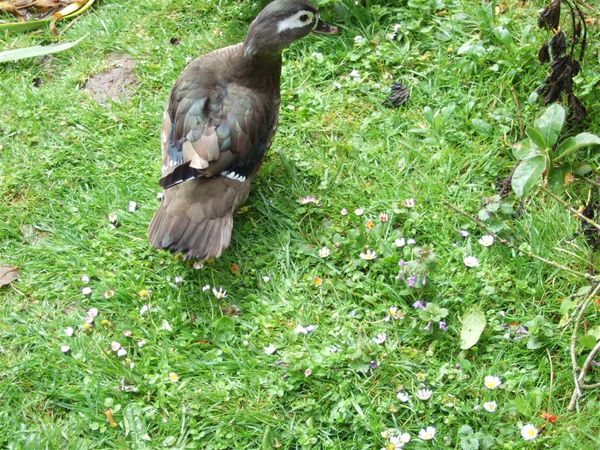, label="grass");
[1,0,599,448]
